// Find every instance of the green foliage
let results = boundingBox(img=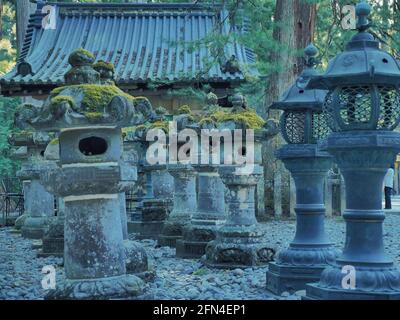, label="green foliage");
[177,105,192,115]
[0,1,17,75]
[192,268,208,276]
[0,96,21,176]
